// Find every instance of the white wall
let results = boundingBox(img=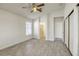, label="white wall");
[0,9,28,50]
[78,8,79,56]
[47,14,54,41]
[33,19,40,39]
[54,17,64,40]
[64,3,78,56]
[49,10,64,41]
[37,9,64,41]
